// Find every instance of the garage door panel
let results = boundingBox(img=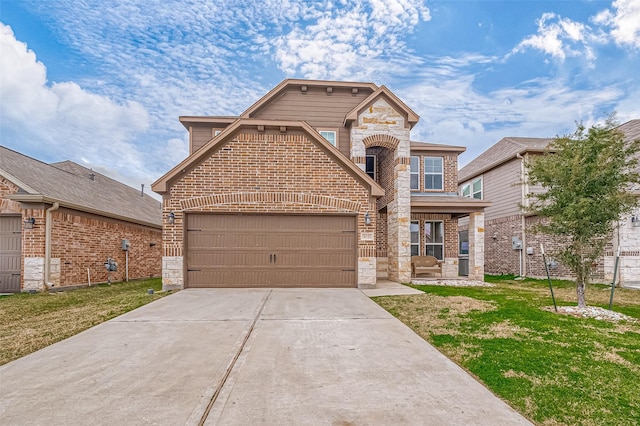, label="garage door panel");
[186,214,357,288]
